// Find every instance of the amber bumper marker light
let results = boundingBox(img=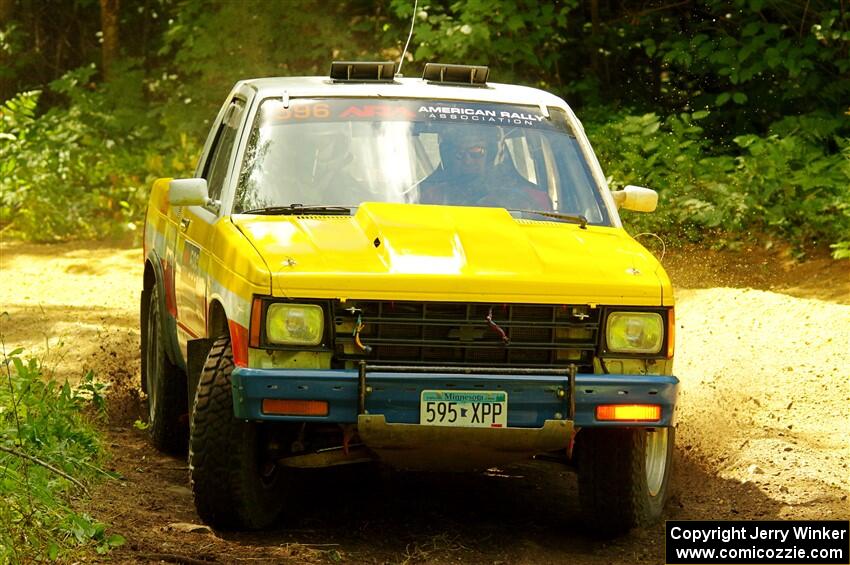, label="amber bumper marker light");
[262,399,329,416]
[596,404,661,422]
